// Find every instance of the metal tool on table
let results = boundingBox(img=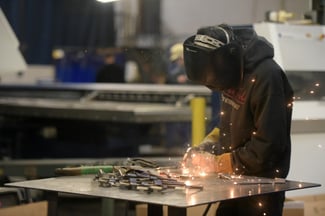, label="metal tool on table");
[54,158,160,176]
[93,166,203,193]
[55,165,116,176]
[182,146,201,164]
[217,173,286,184]
[54,158,203,193]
